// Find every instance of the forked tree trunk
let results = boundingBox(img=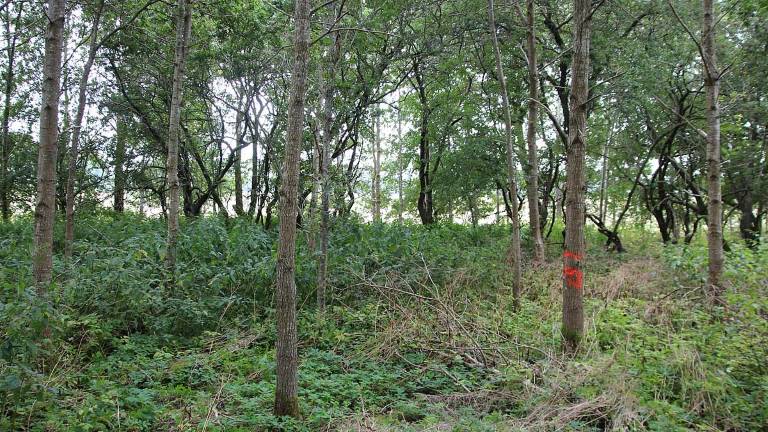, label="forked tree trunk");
[165,0,192,281]
[317,1,342,312]
[702,0,723,298]
[562,0,591,350]
[524,0,545,263]
[114,116,126,212]
[274,0,310,417]
[64,0,104,259]
[488,0,523,309]
[33,0,66,291]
